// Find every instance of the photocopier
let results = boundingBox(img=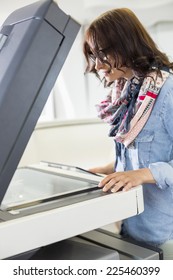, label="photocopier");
[0,0,163,260]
